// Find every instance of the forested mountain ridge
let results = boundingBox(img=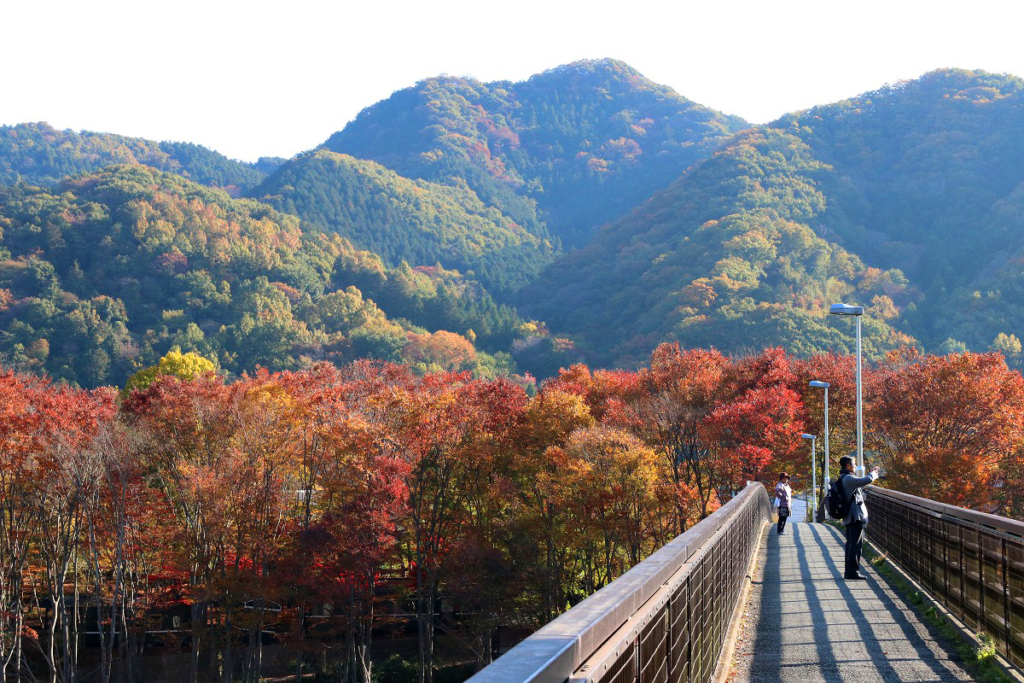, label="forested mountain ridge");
[0,122,276,193]
[768,69,1024,353]
[0,165,533,387]
[250,149,555,295]
[519,127,917,365]
[522,68,1024,366]
[5,66,1024,379]
[320,58,749,247]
